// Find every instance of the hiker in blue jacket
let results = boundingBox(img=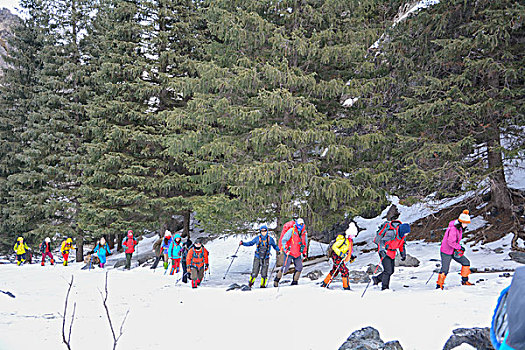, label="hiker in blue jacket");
[168,233,183,275]
[240,225,279,288]
[94,237,111,268]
